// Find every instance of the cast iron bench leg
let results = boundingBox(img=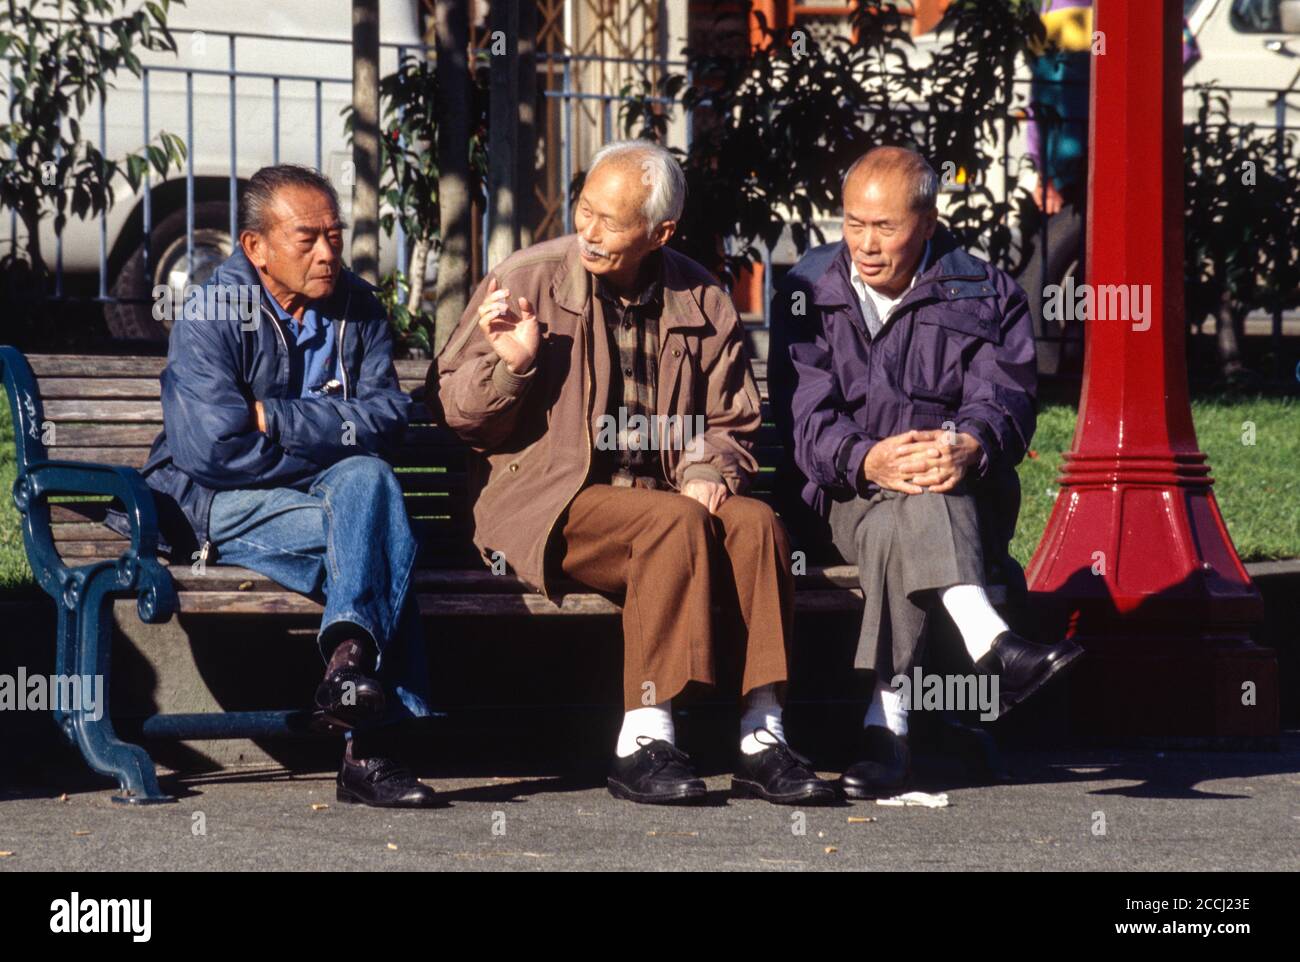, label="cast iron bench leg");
[63,569,174,805]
